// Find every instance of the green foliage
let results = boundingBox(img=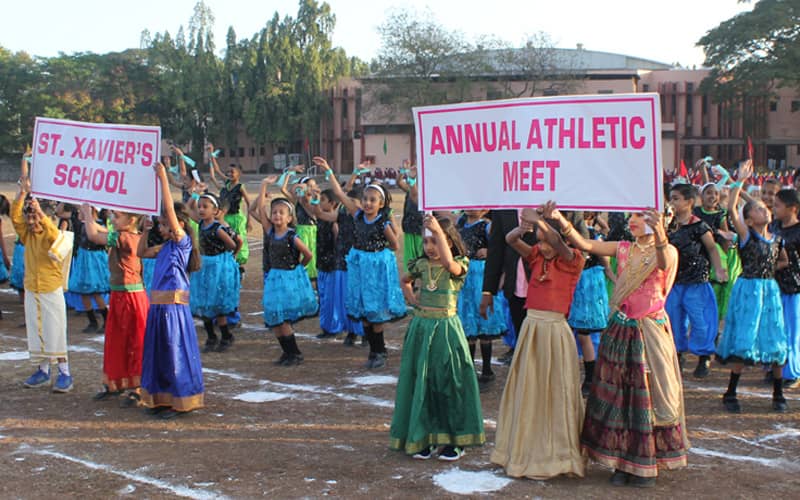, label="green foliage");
[0,0,363,157]
[698,0,800,99]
